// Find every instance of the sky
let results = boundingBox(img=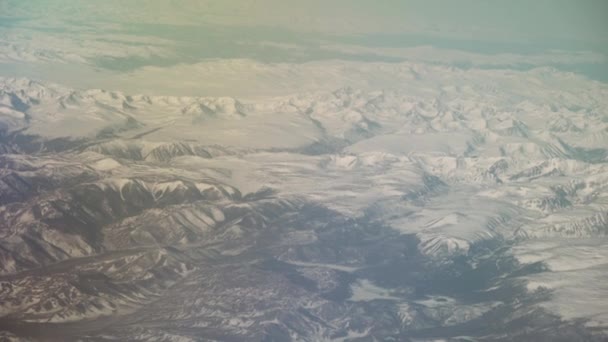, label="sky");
[0,0,606,94]
[3,0,606,42]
